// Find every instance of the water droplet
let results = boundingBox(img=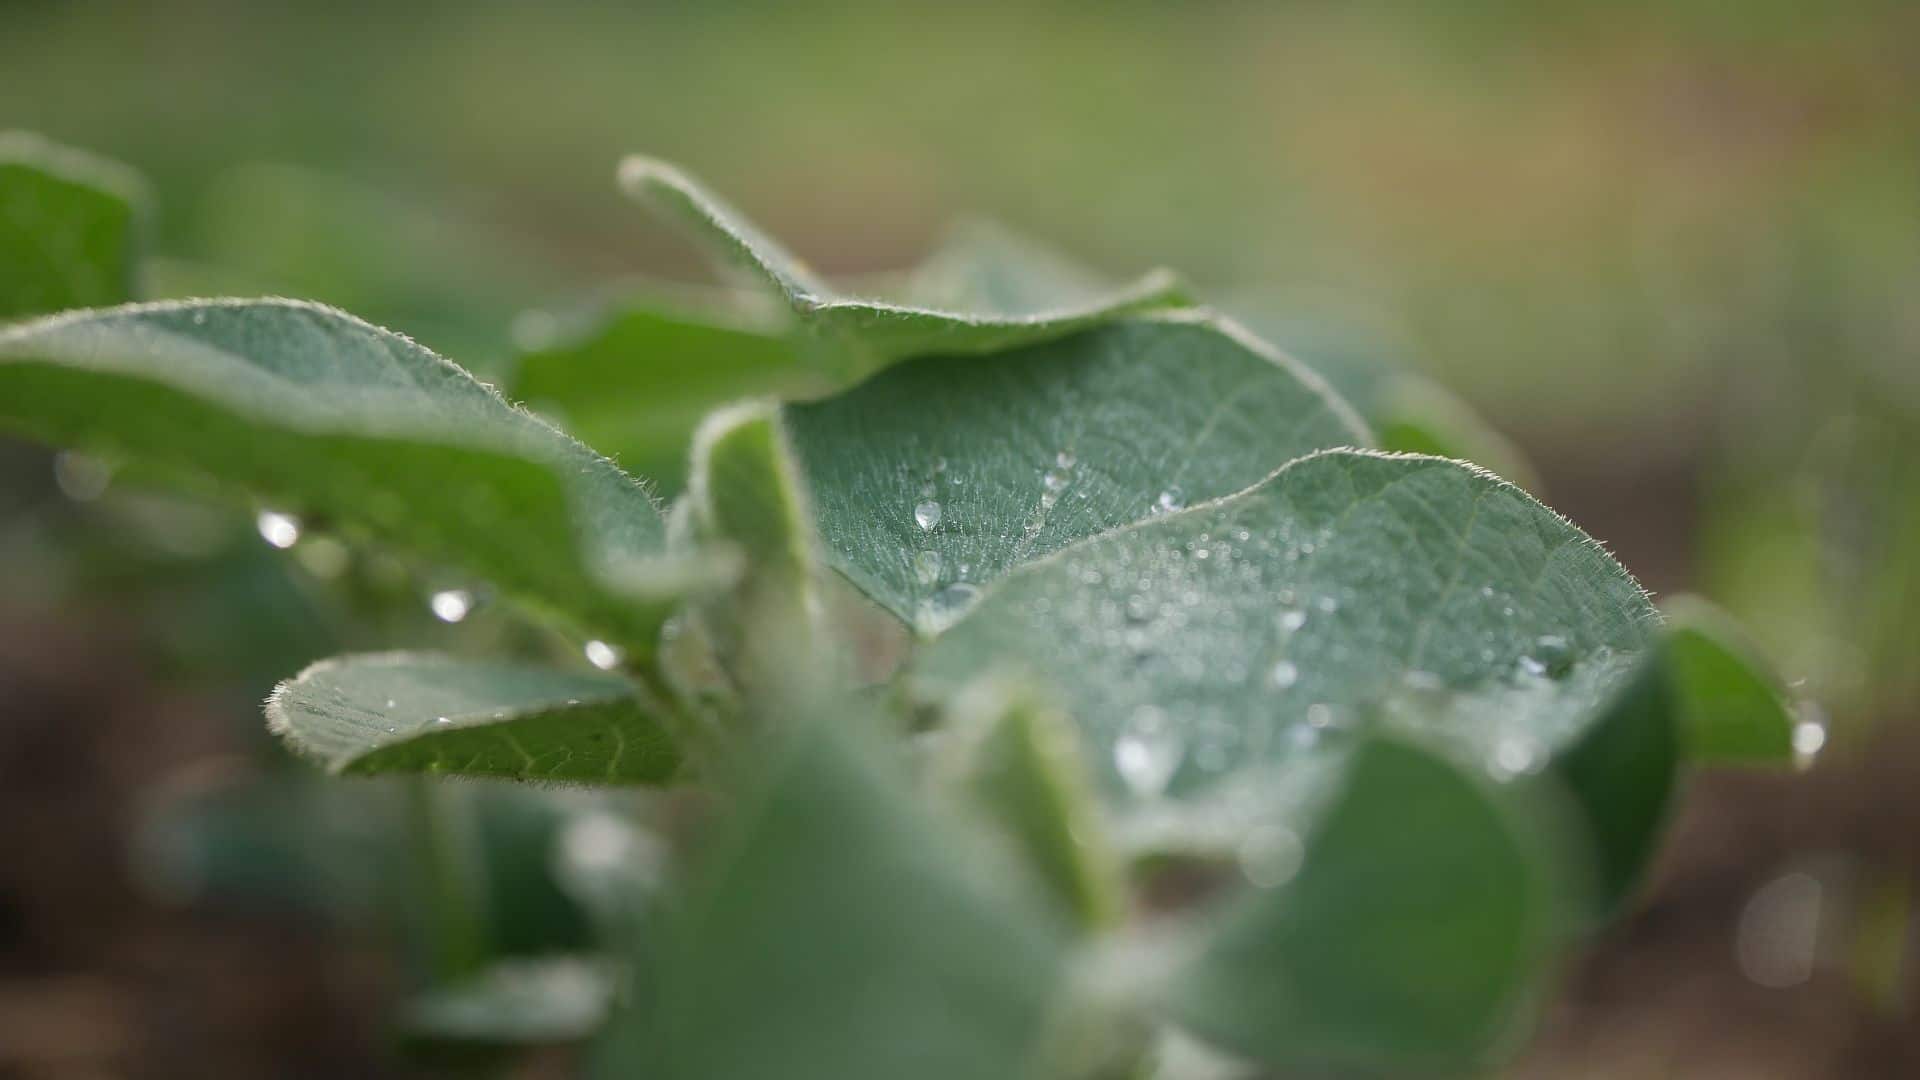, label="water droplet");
[1042,468,1070,493]
[1315,595,1338,614]
[1268,660,1299,689]
[428,589,473,623]
[584,640,624,670]
[1792,703,1827,769]
[255,510,301,549]
[1528,635,1574,679]
[913,549,943,586]
[1278,609,1307,633]
[52,451,112,501]
[914,500,942,531]
[1238,825,1305,889]
[1305,703,1338,729]
[1490,734,1543,778]
[1055,450,1076,469]
[434,716,452,726]
[916,582,981,634]
[384,698,397,709]
[1151,487,1186,514]
[1113,705,1183,798]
